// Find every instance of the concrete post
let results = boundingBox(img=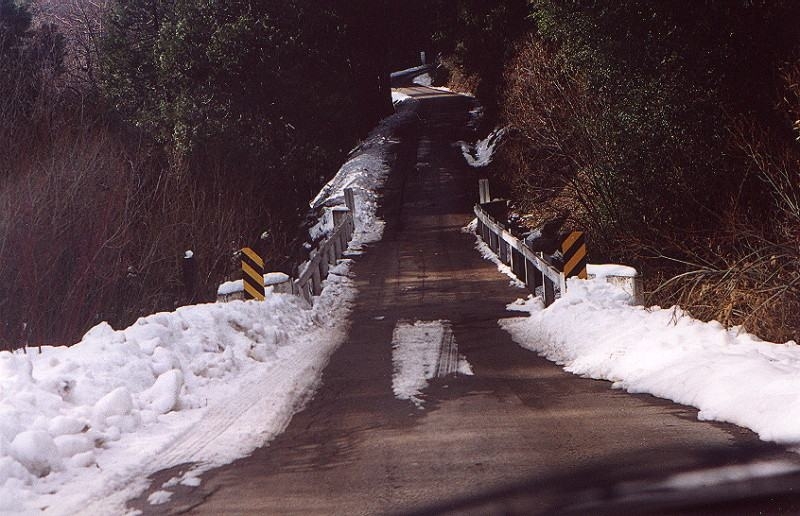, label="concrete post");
[332,206,350,229]
[479,178,490,204]
[343,188,357,221]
